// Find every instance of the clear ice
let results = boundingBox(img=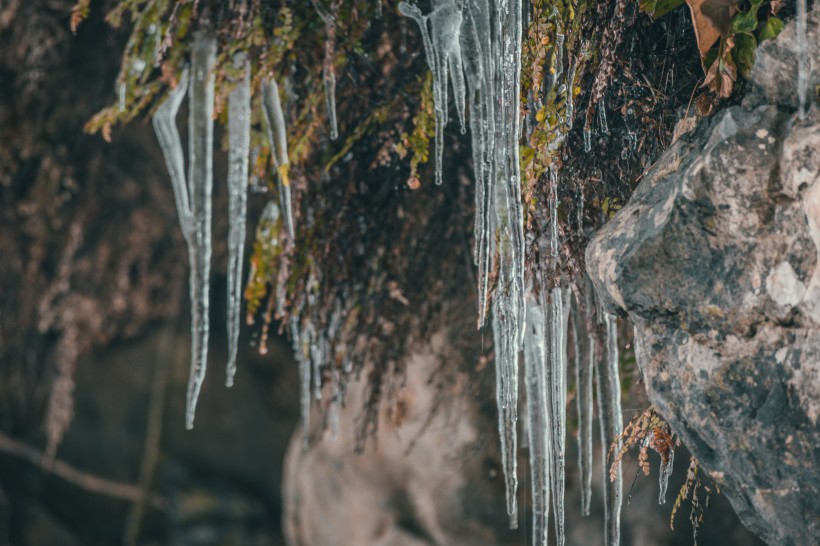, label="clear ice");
[152,32,217,430]
[311,0,339,139]
[226,54,251,388]
[658,439,674,505]
[399,0,466,185]
[574,298,594,516]
[262,78,295,240]
[524,299,551,545]
[597,313,623,546]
